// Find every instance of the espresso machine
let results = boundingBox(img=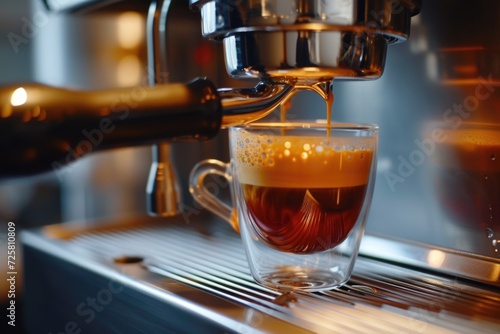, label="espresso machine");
[1,0,499,332]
